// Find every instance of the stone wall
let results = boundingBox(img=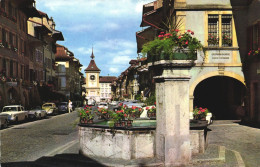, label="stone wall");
[79,126,207,160]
